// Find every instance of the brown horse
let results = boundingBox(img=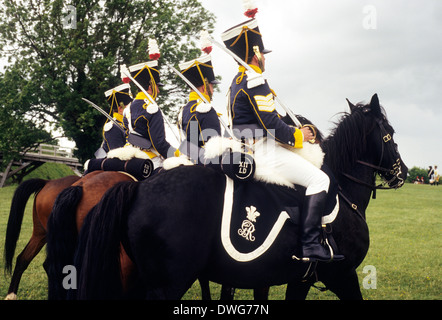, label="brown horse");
[45,170,139,299]
[4,175,80,300]
[3,171,135,300]
[67,170,138,295]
